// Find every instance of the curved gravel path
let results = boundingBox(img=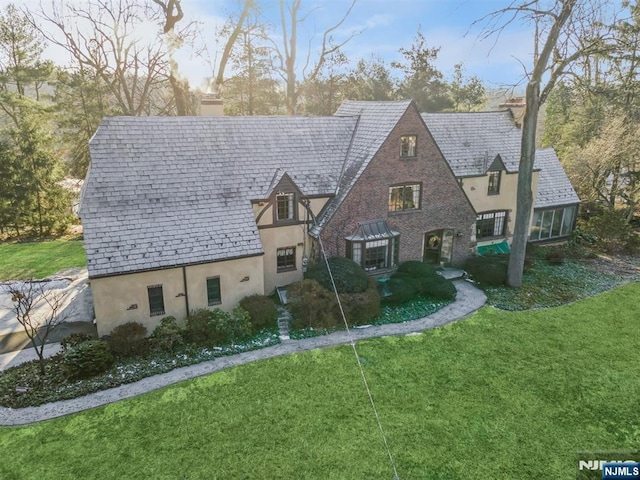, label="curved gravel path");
[0,279,486,426]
